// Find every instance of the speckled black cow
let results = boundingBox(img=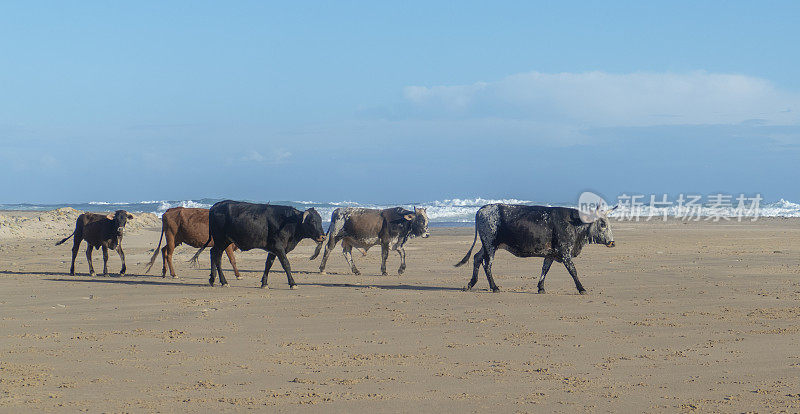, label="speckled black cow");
[455,204,616,294]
